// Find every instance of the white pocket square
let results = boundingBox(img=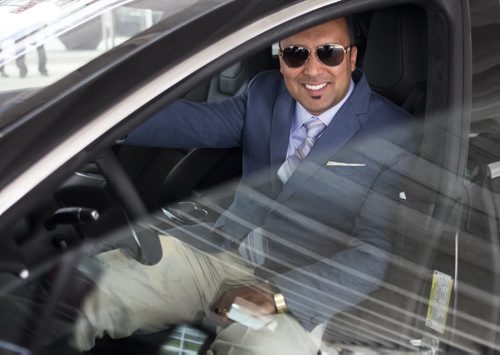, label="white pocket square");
[326,161,366,167]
